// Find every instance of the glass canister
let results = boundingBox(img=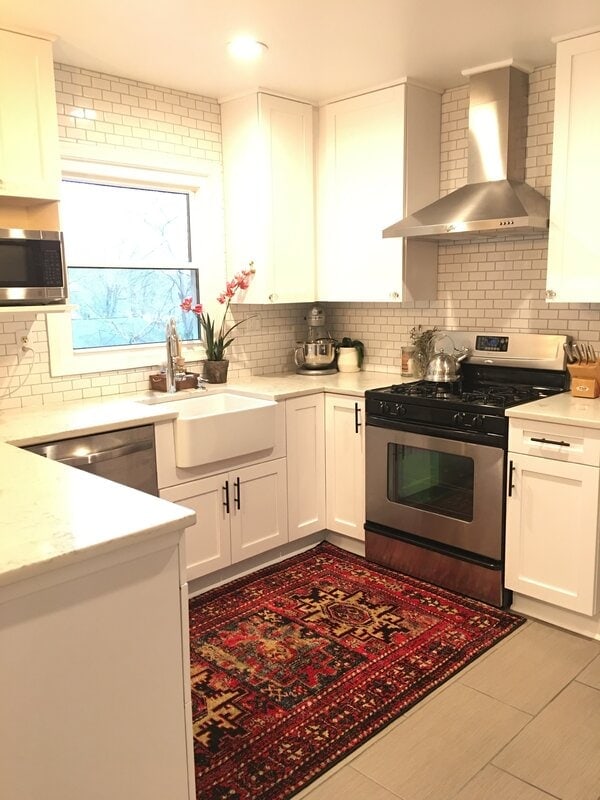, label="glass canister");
[401,345,415,377]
